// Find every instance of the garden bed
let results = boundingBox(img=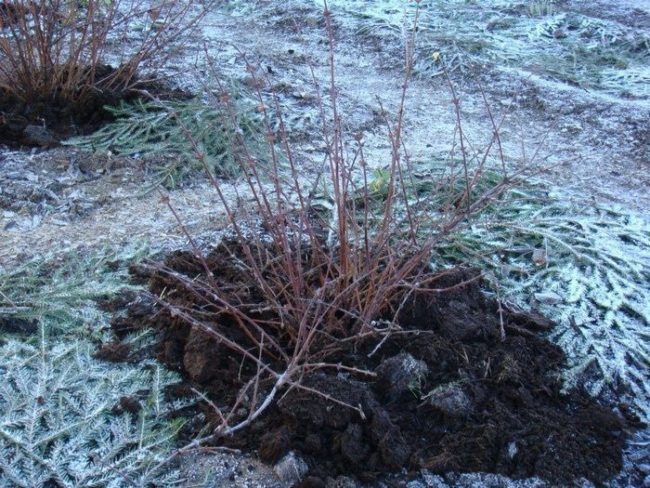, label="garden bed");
[109,240,635,486]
